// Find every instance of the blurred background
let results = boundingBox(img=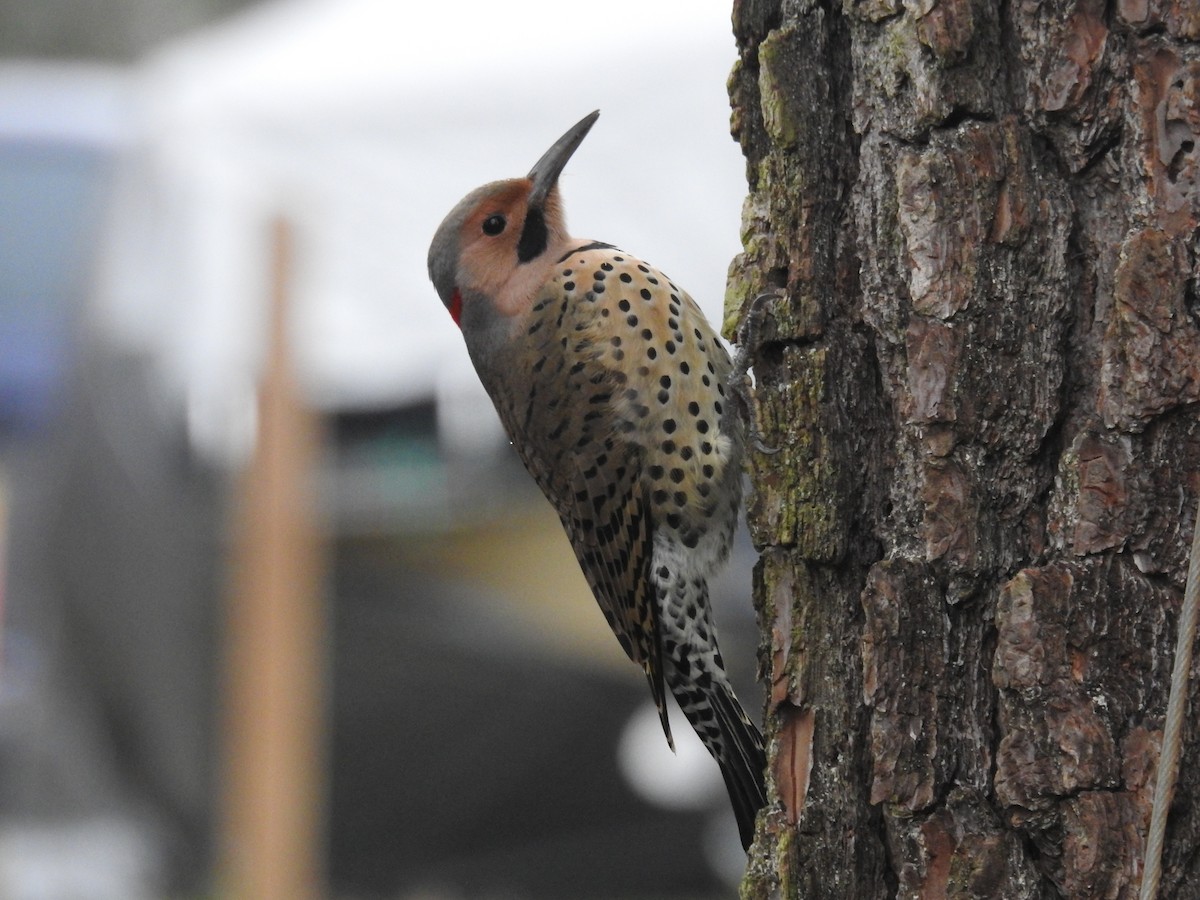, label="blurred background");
[0,1,759,897]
